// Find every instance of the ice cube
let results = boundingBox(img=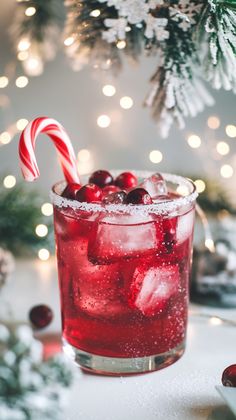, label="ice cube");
[102,191,127,204]
[176,209,195,244]
[67,239,130,318]
[88,214,162,264]
[140,173,168,199]
[129,264,179,316]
